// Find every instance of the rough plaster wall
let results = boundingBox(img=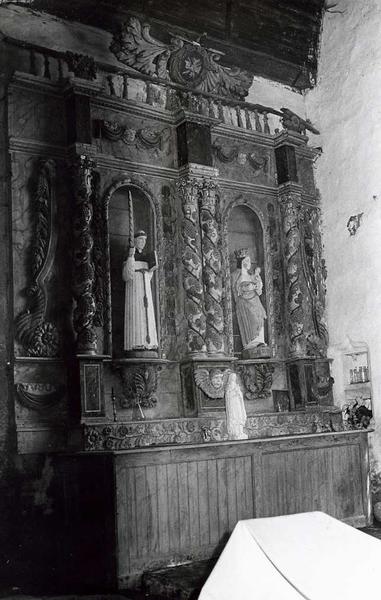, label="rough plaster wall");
[306,0,381,475]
